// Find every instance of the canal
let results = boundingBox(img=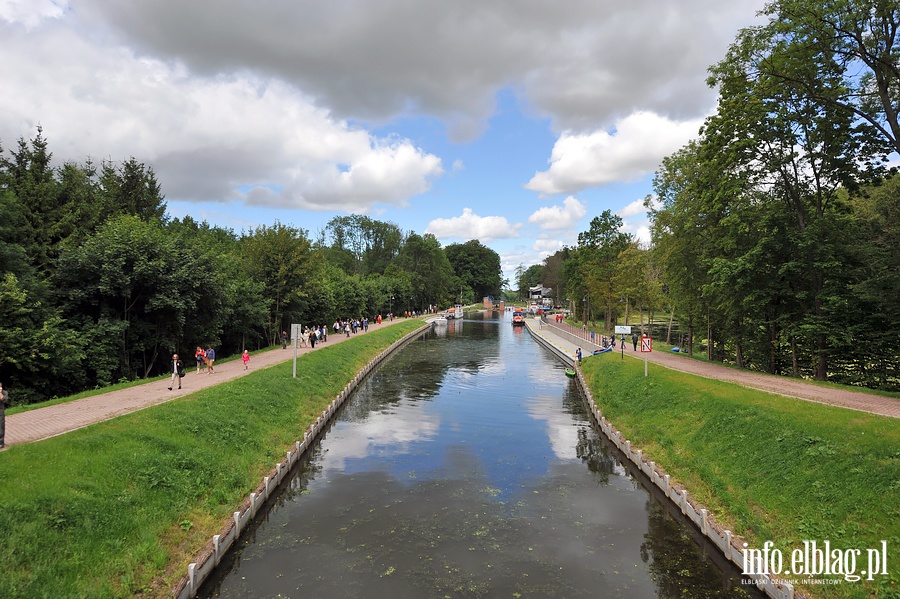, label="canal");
[199,311,761,598]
